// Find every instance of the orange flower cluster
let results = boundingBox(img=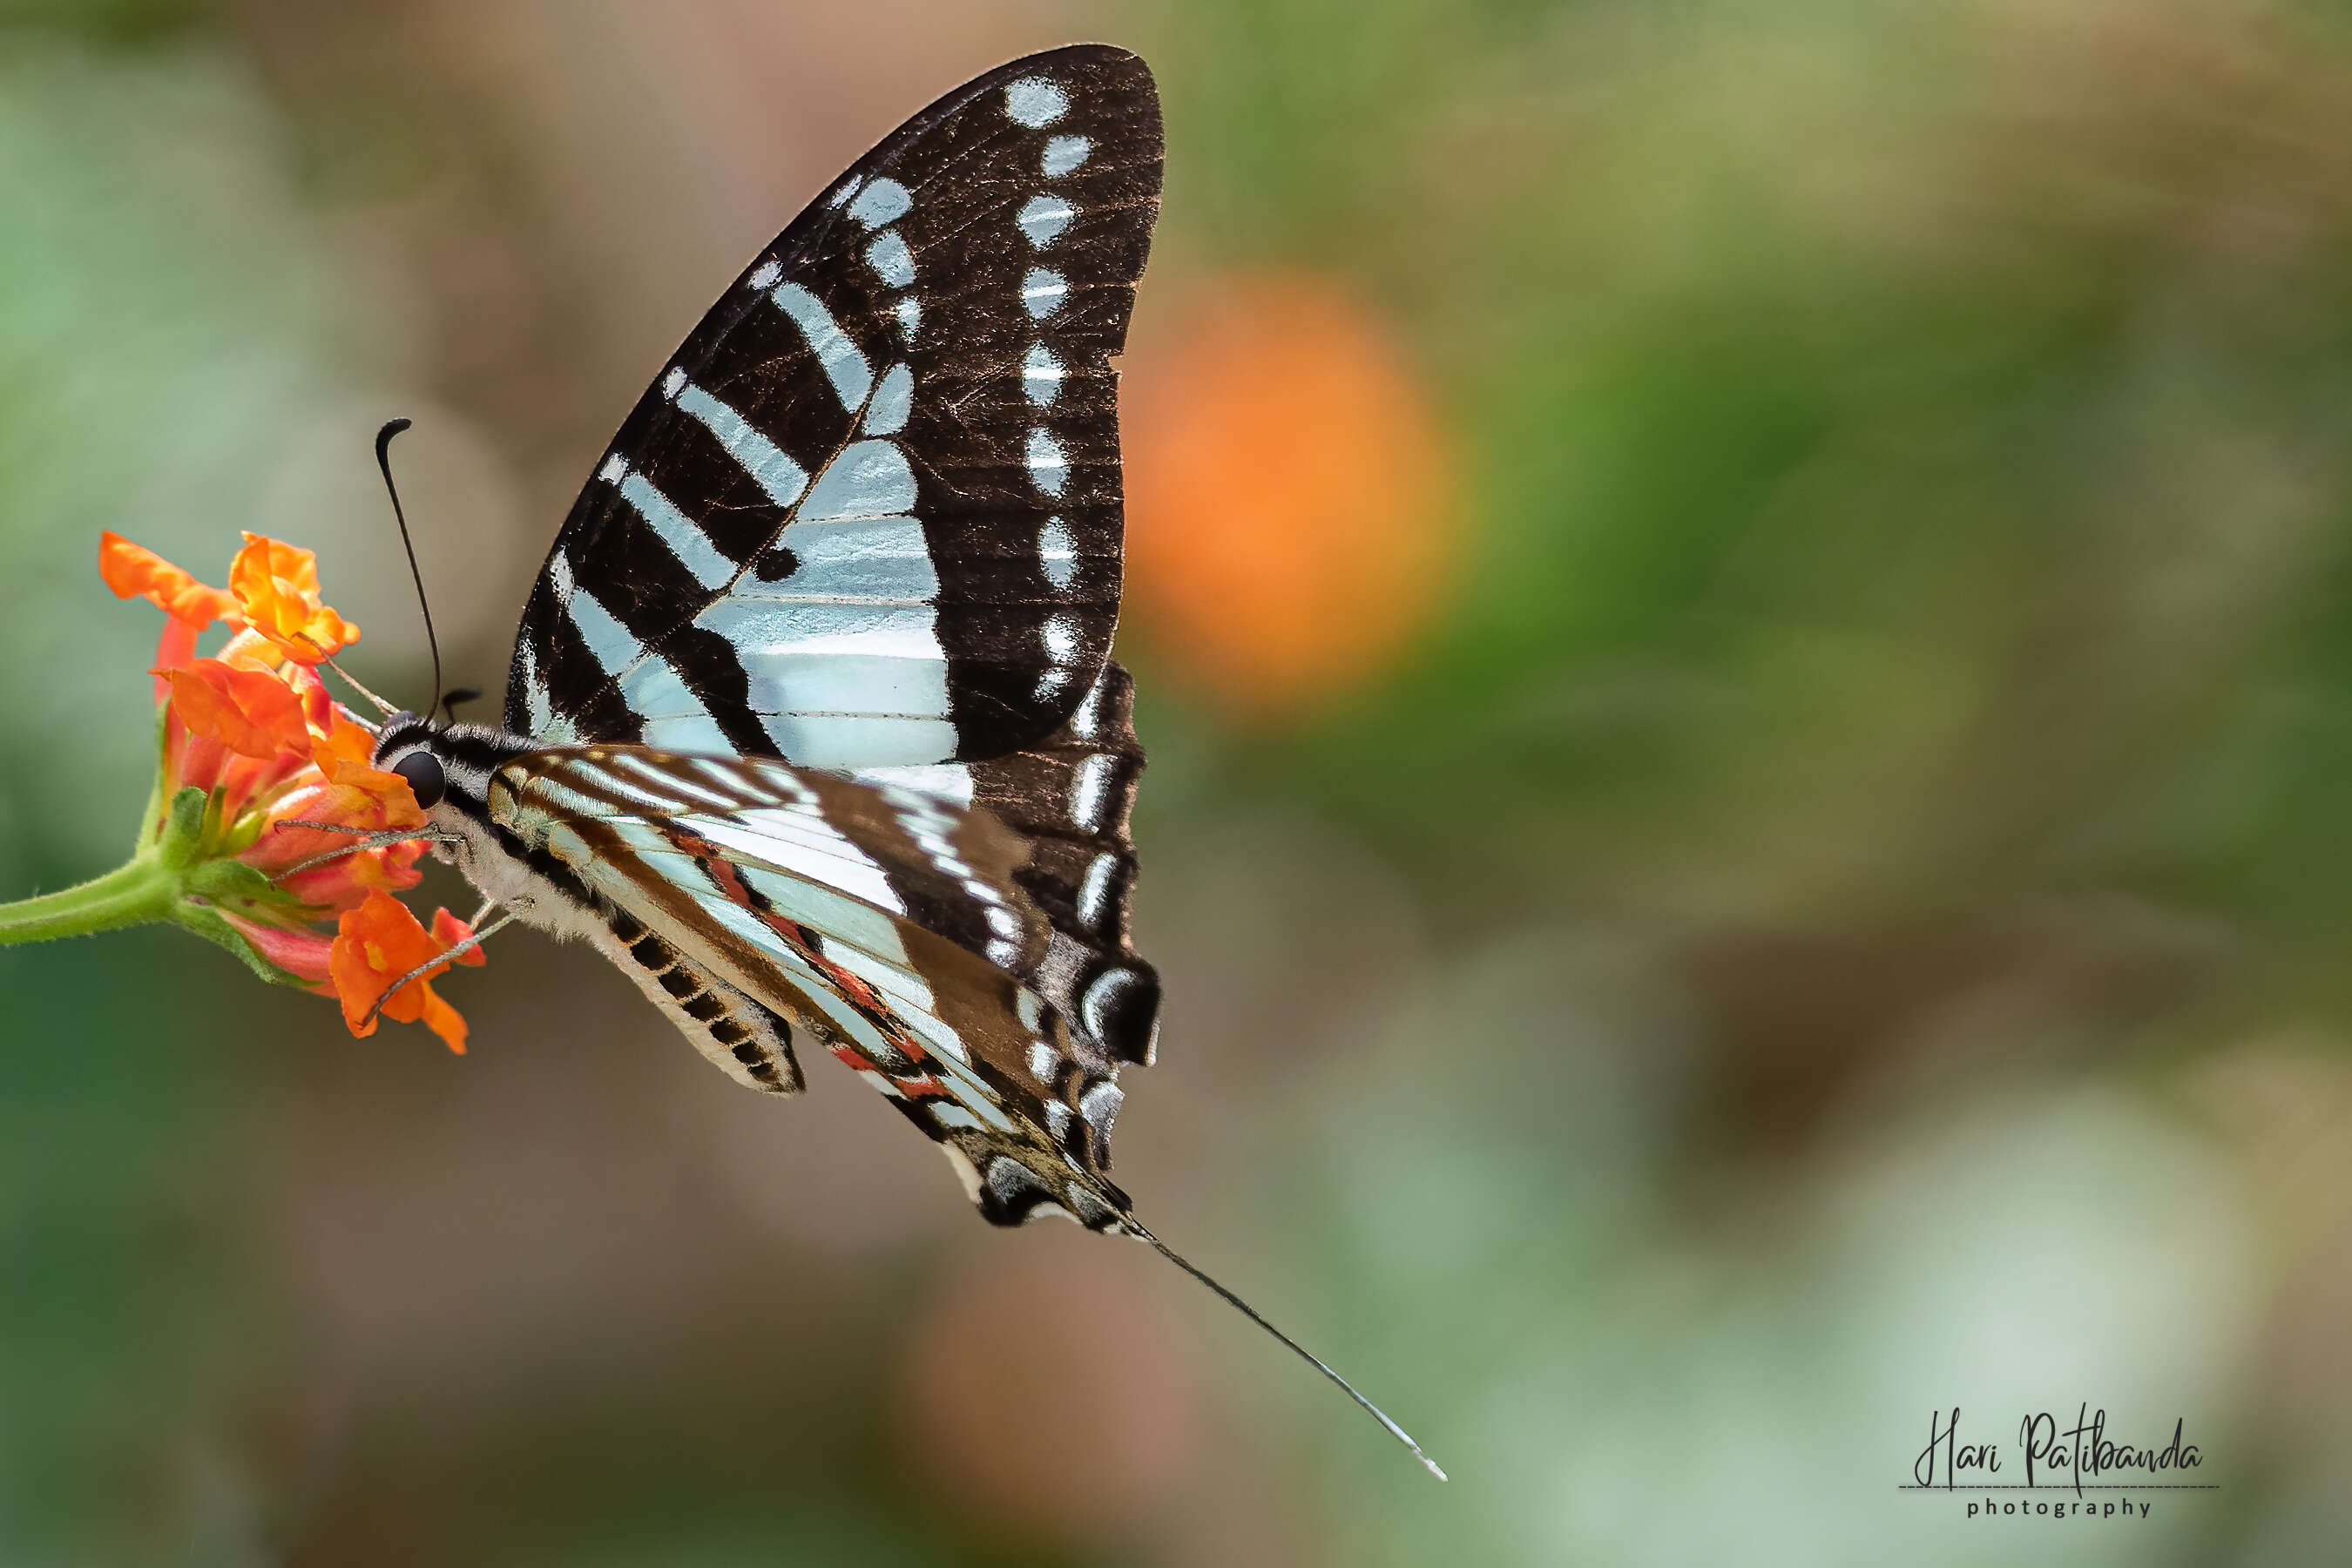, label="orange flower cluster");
[101,531,483,1051]
[1123,274,1457,720]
